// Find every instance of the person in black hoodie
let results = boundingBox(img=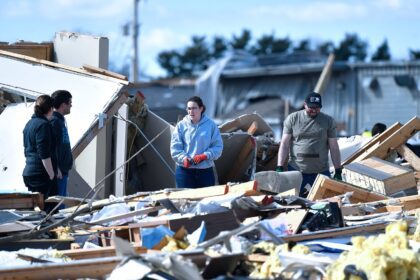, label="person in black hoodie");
[50,90,73,205]
[23,95,57,213]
